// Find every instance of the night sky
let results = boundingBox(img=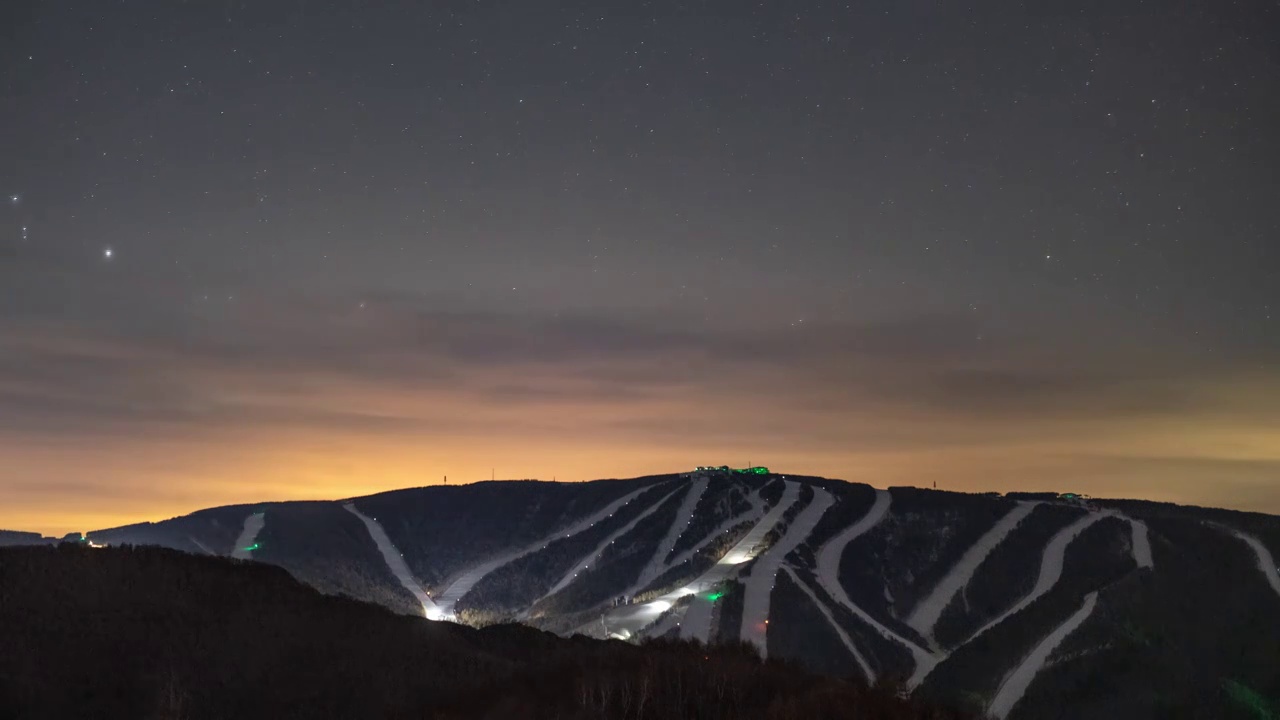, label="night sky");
[3,0,1278,534]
